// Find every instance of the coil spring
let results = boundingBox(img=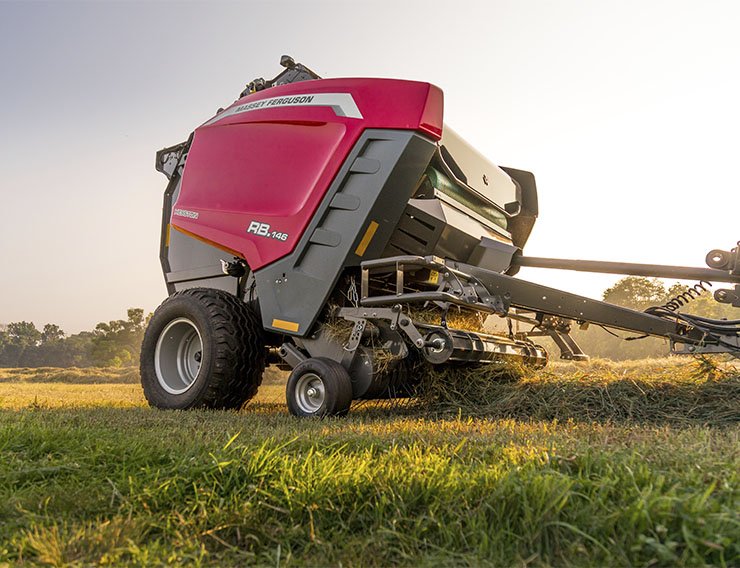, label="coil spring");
[661,281,712,311]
